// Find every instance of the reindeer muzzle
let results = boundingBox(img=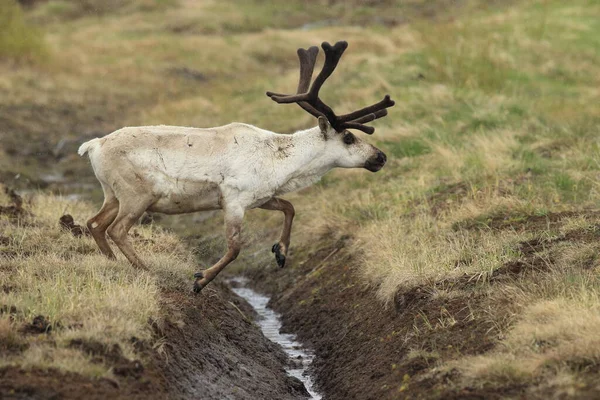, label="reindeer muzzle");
[365,151,387,172]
